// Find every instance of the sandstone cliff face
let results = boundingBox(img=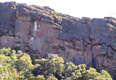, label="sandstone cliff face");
[0,1,116,78]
